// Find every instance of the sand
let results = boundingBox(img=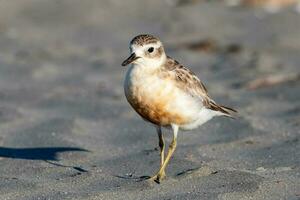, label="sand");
[0,1,299,199]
